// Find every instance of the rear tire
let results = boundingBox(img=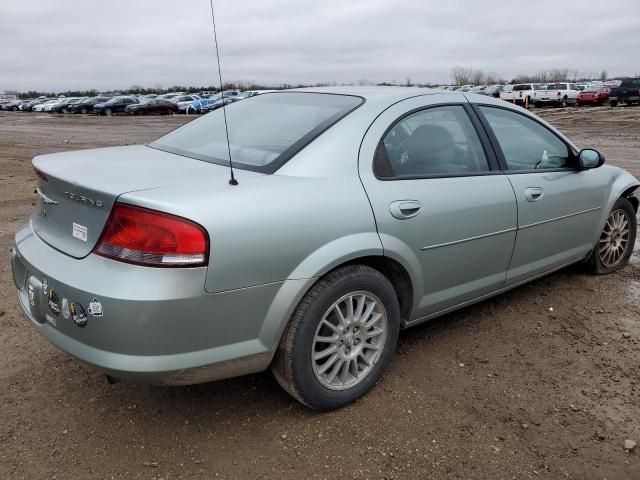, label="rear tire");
[105,108,112,116]
[610,100,618,107]
[80,107,88,114]
[585,197,636,275]
[272,265,400,410]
